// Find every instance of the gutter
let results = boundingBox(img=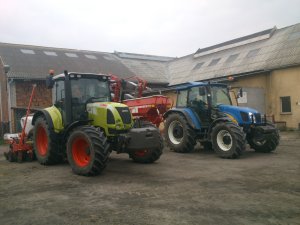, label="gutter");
[7,78,14,132]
